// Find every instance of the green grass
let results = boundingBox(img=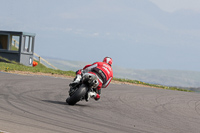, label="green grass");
[0,56,192,92]
[0,56,76,77]
[113,77,192,92]
[11,45,19,51]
